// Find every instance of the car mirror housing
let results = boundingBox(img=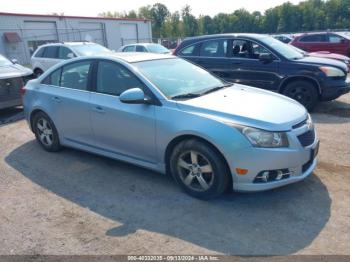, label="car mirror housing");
[120,88,147,104]
[11,59,18,64]
[259,53,274,64]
